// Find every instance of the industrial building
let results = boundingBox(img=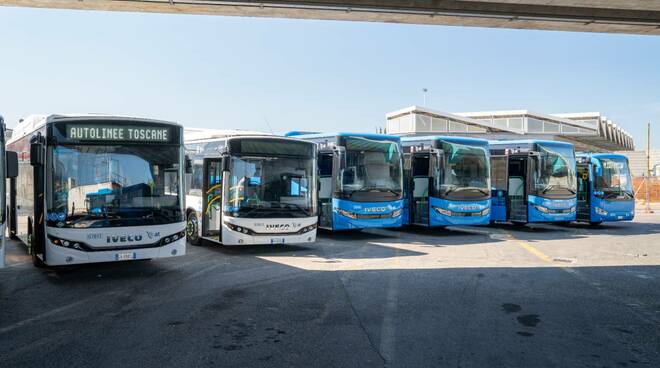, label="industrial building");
[385,106,634,152]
